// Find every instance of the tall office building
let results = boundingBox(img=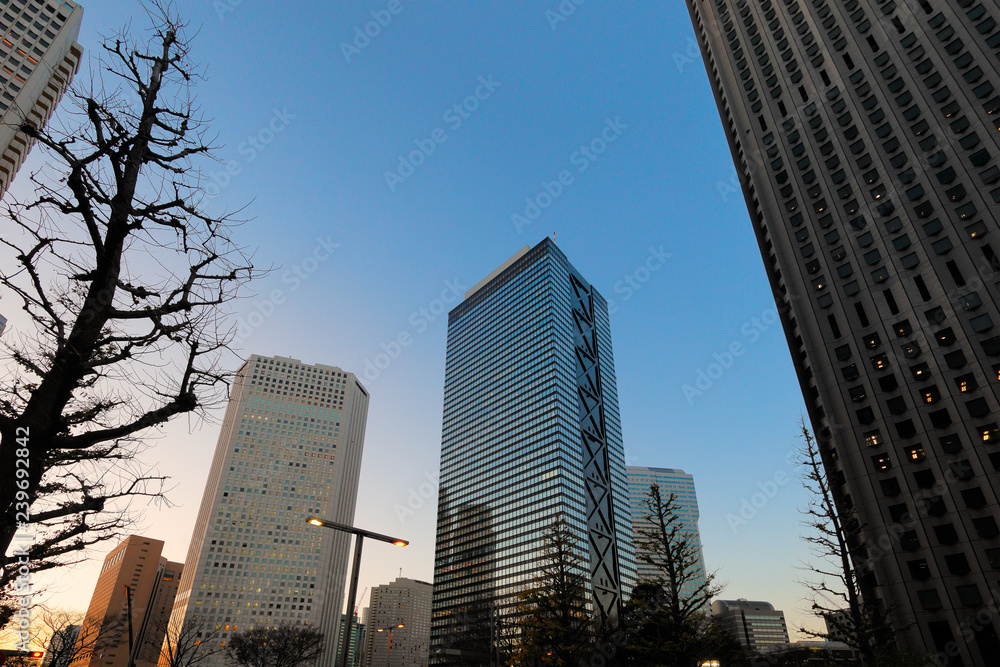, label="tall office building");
[165,355,370,667]
[685,0,1000,662]
[430,238,636,664]
[0,0,83,197]
[69,536,182,667]
[361,578,432,667]
[626,466,707,597]
[336,613,365,667]
[711,599,791,653]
